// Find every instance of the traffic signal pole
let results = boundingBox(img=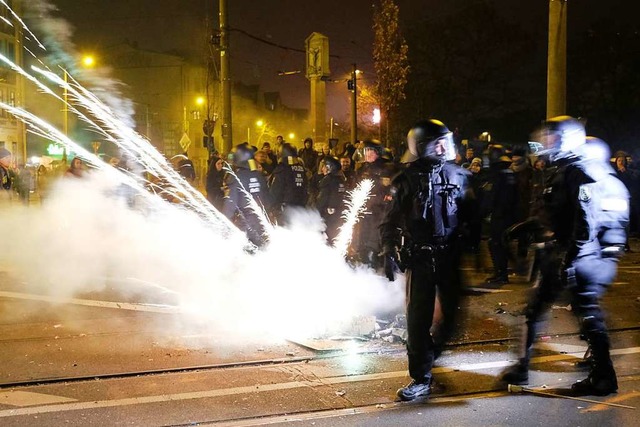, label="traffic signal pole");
[219,0,233,154]
[350,63,358,145]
